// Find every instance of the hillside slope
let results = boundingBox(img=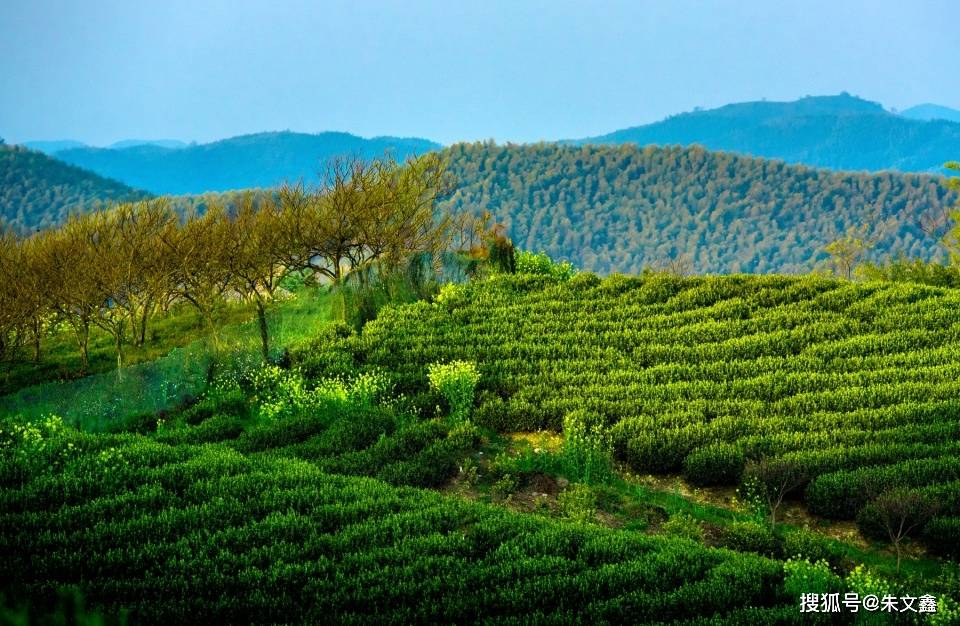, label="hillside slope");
[441,142,956,275]
[54,131,441,195]
[572,94,960,173]
[0,144,150,232]
[336,271,960,557]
